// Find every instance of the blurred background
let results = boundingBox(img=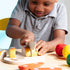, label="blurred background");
[0,0,70,45]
